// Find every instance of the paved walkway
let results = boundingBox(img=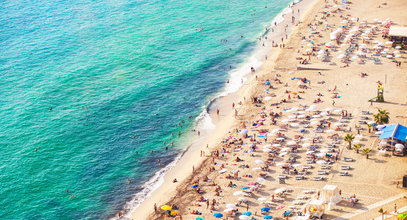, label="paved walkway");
[334,193,406,220]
